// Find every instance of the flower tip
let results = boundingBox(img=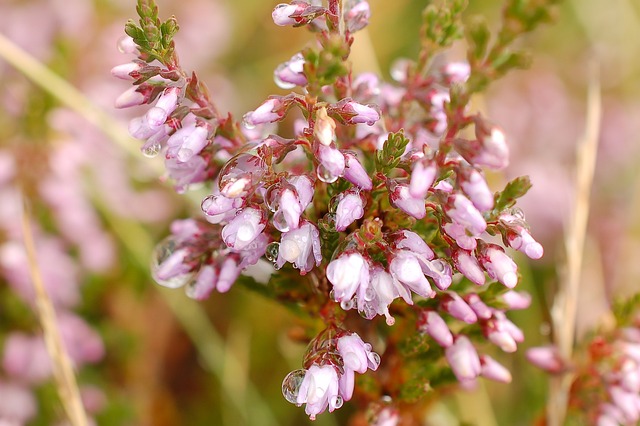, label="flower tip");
[502,271,518,288]
[526,242,544,259]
